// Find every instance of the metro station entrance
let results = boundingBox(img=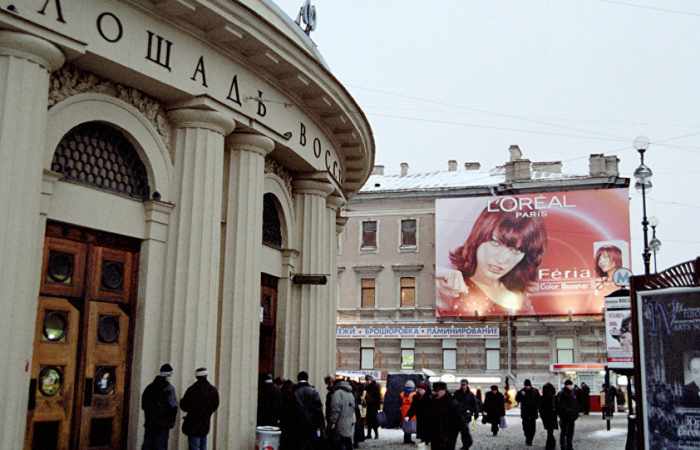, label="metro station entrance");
[25,222,139,450]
